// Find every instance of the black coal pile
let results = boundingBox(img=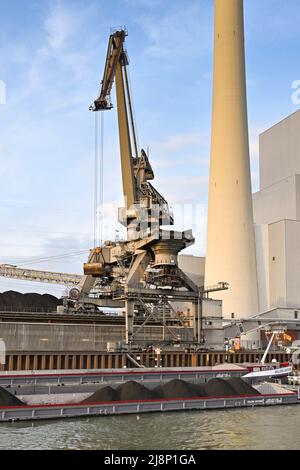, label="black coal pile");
[82,381,154,404]
[154,379,203,399]
[202,378,260,397]
[82,386,118,403]
[0,291,62,309]
[116,381,154,401]
[204,378,237,397]
[226,377,260,396]
[82,377,259,404]
[0,387,24,406]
